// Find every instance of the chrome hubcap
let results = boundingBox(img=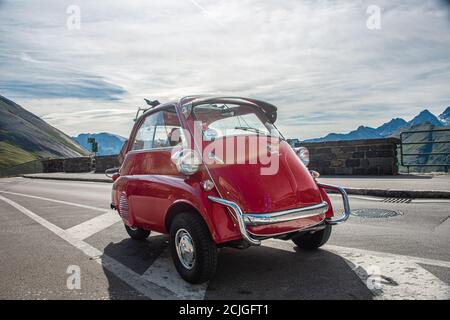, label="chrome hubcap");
[175,229,195,270]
